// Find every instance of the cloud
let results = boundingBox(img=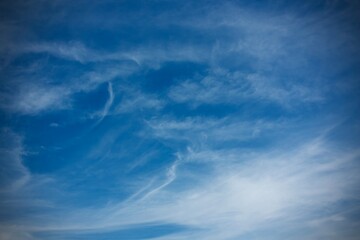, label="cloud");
[138,159,180,201]
[24,41,96,64]
[146,116,280,146]
[11,132,359,240]
[1,2,353,116]
[0,1,359,240]
[0,63,136,116]
[17,41,208,69]
[11,84,71,115]
[0,128,30,192]
[168,70,324,108]
[93,82,114,126]
[114,90,164,114]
